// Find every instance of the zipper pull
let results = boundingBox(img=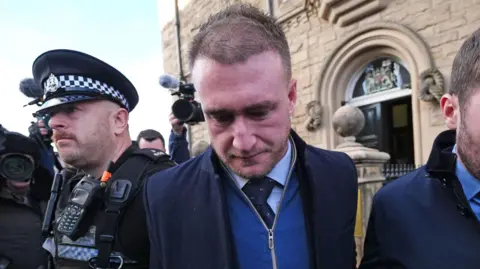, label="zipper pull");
[268,230,274,249]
